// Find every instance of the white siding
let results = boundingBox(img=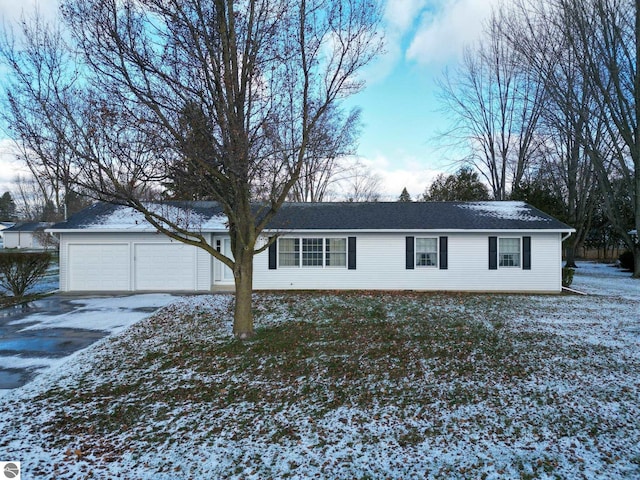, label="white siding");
[197,234,213,290]
[2,232,38,249]
[253,232,563,293]
[59,230,564,293]
[59,232,212,292]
